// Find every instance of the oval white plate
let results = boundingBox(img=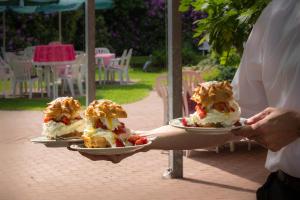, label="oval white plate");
[70,141,152,156]
[169,118,246,135]
[31,136,83,145]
